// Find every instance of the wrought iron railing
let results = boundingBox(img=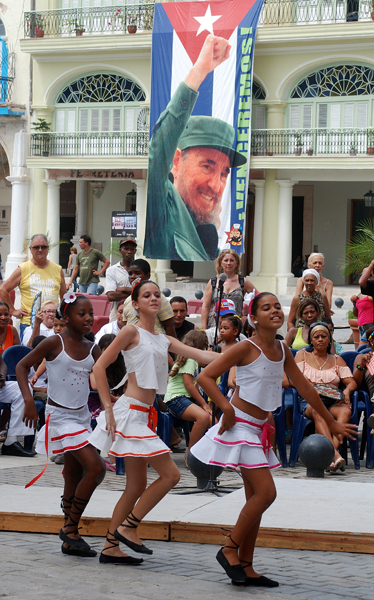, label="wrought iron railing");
[30,132,149,157]
[24,3,154,38]
[258,0,372,26]
[23,0,373,38]
[0,52,15,102]
[251,128,374,155]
